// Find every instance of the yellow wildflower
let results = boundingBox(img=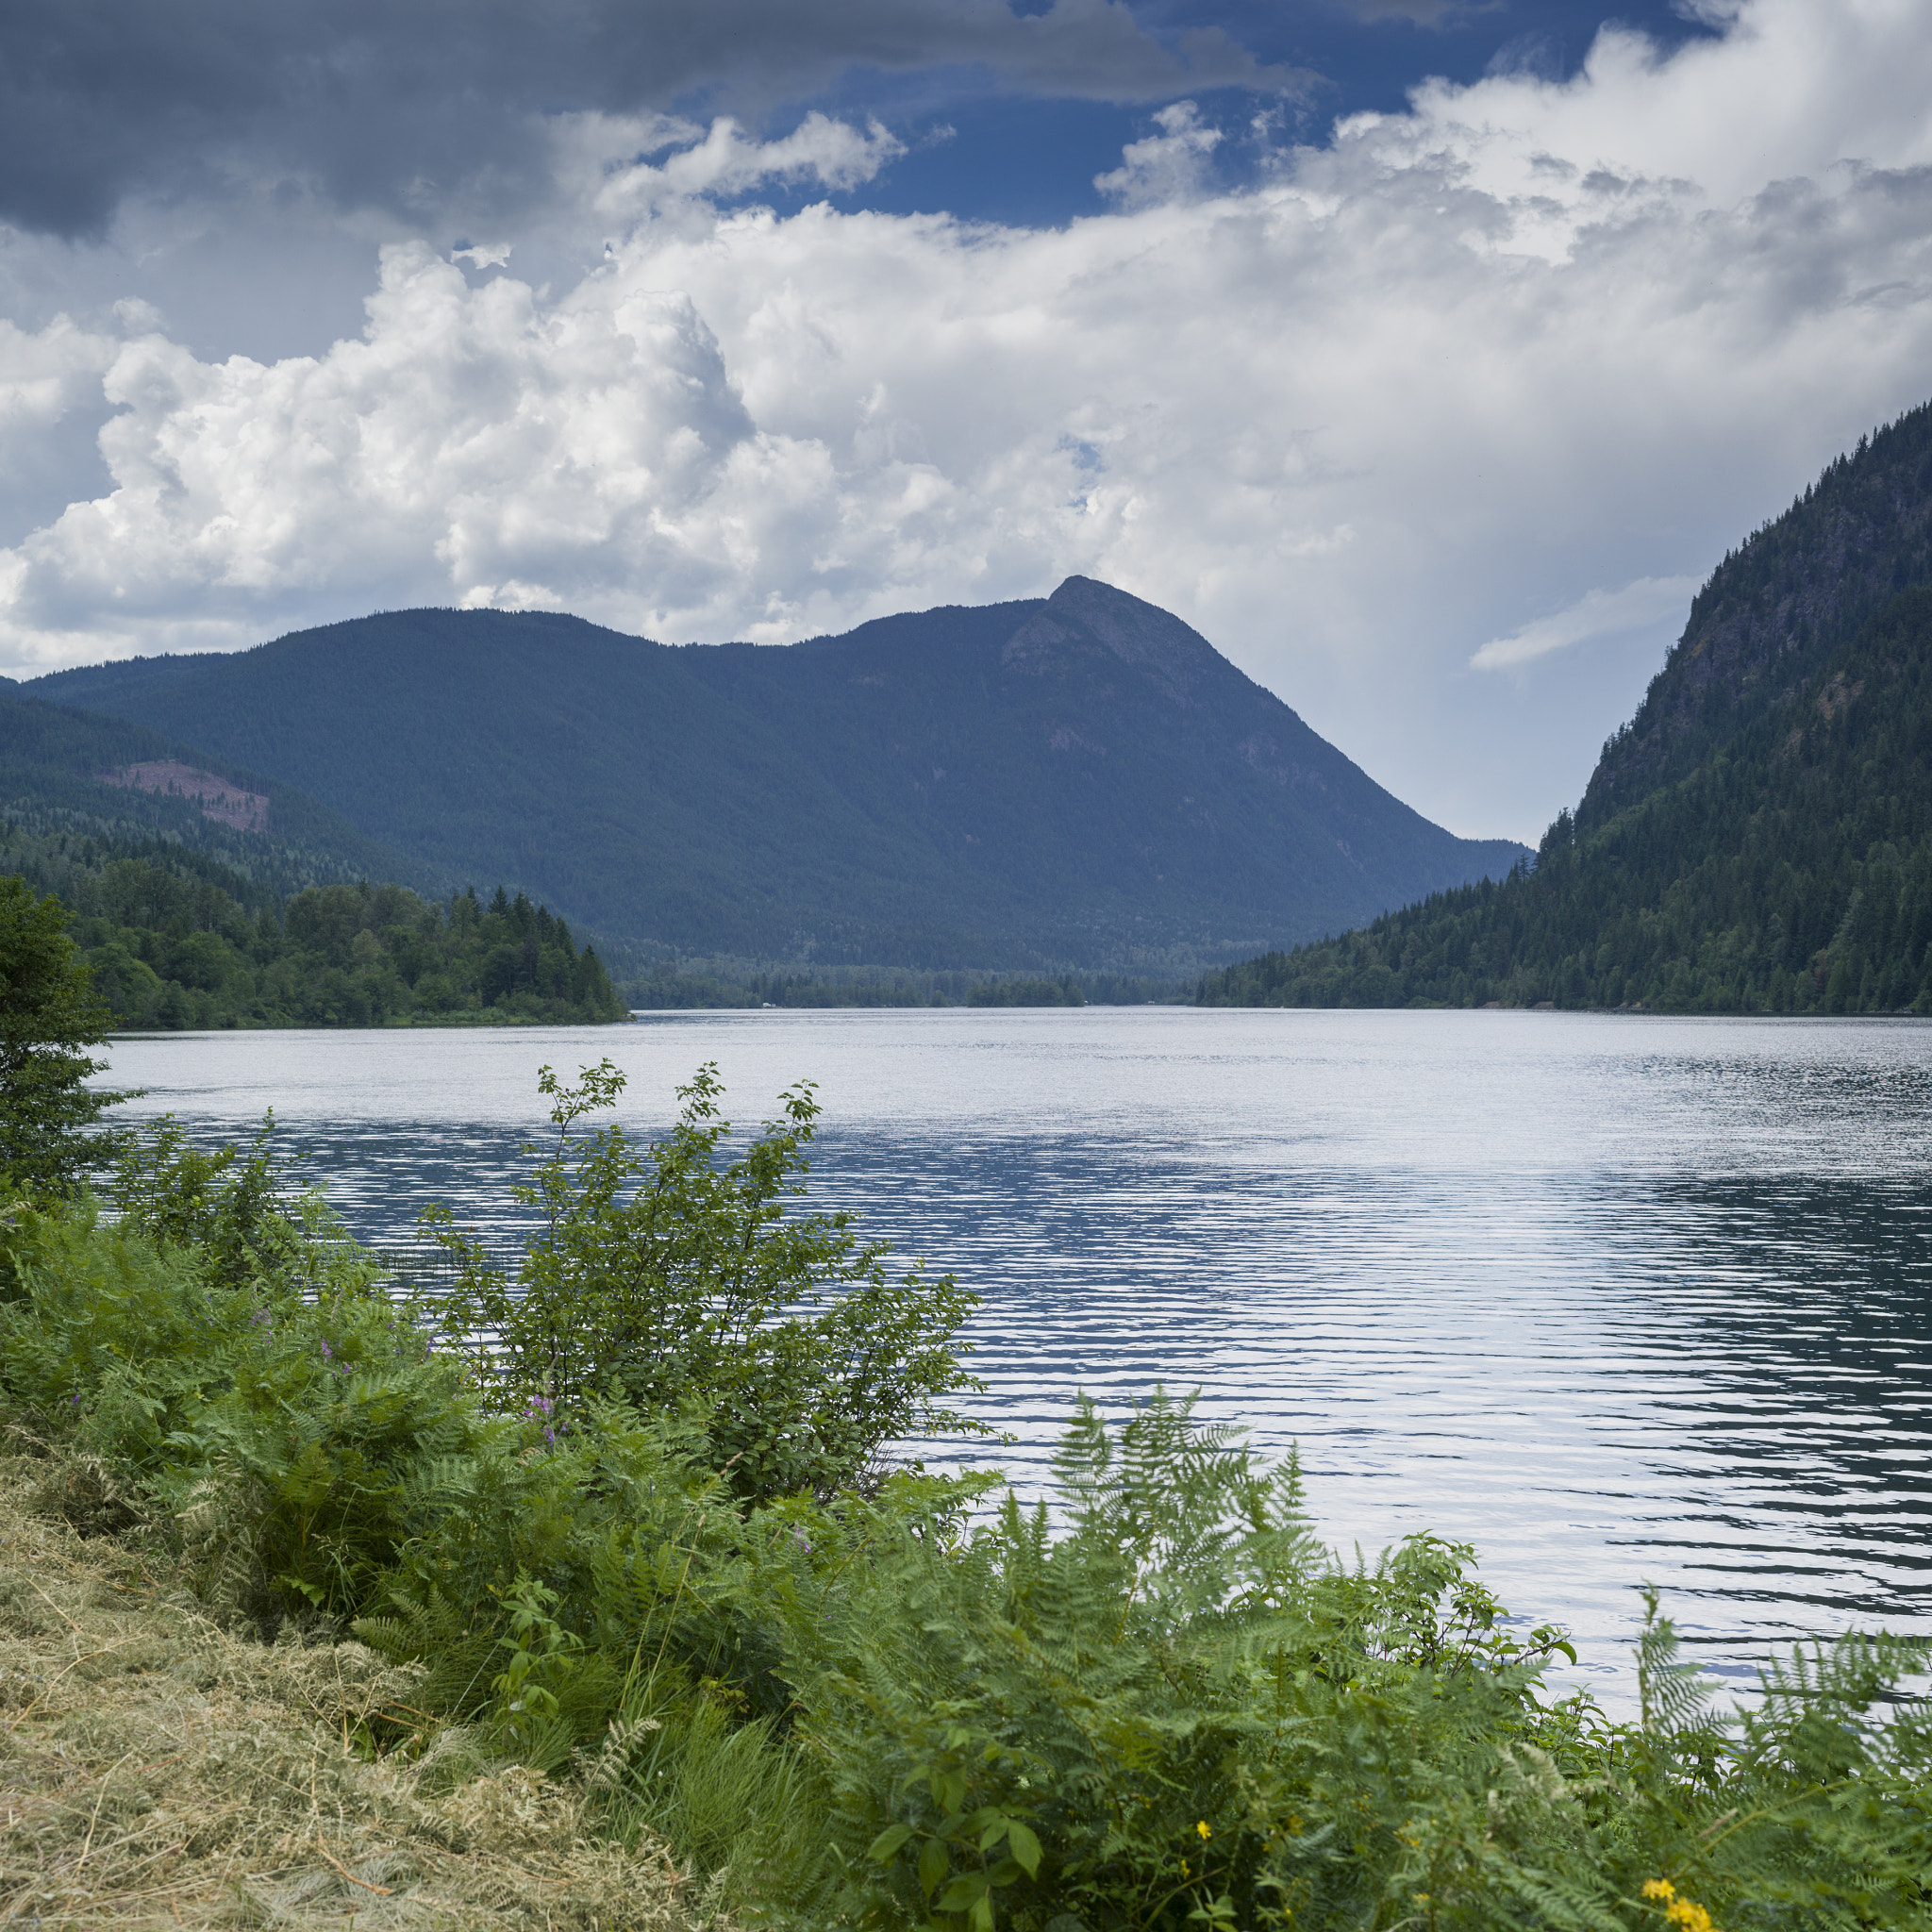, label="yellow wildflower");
[1197,1821,1213,1840]
[1643,1878,1721,1932]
